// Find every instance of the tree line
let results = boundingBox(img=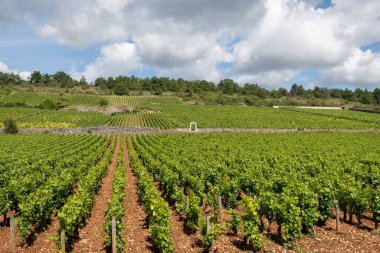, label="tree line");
[1,70,379,104]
